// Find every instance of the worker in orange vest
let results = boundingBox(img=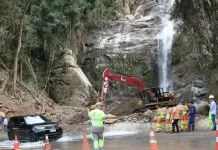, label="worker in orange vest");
[171,103,180,133]
[180,102,188,131]
[156,105,164,133]
[165,105,172,132]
